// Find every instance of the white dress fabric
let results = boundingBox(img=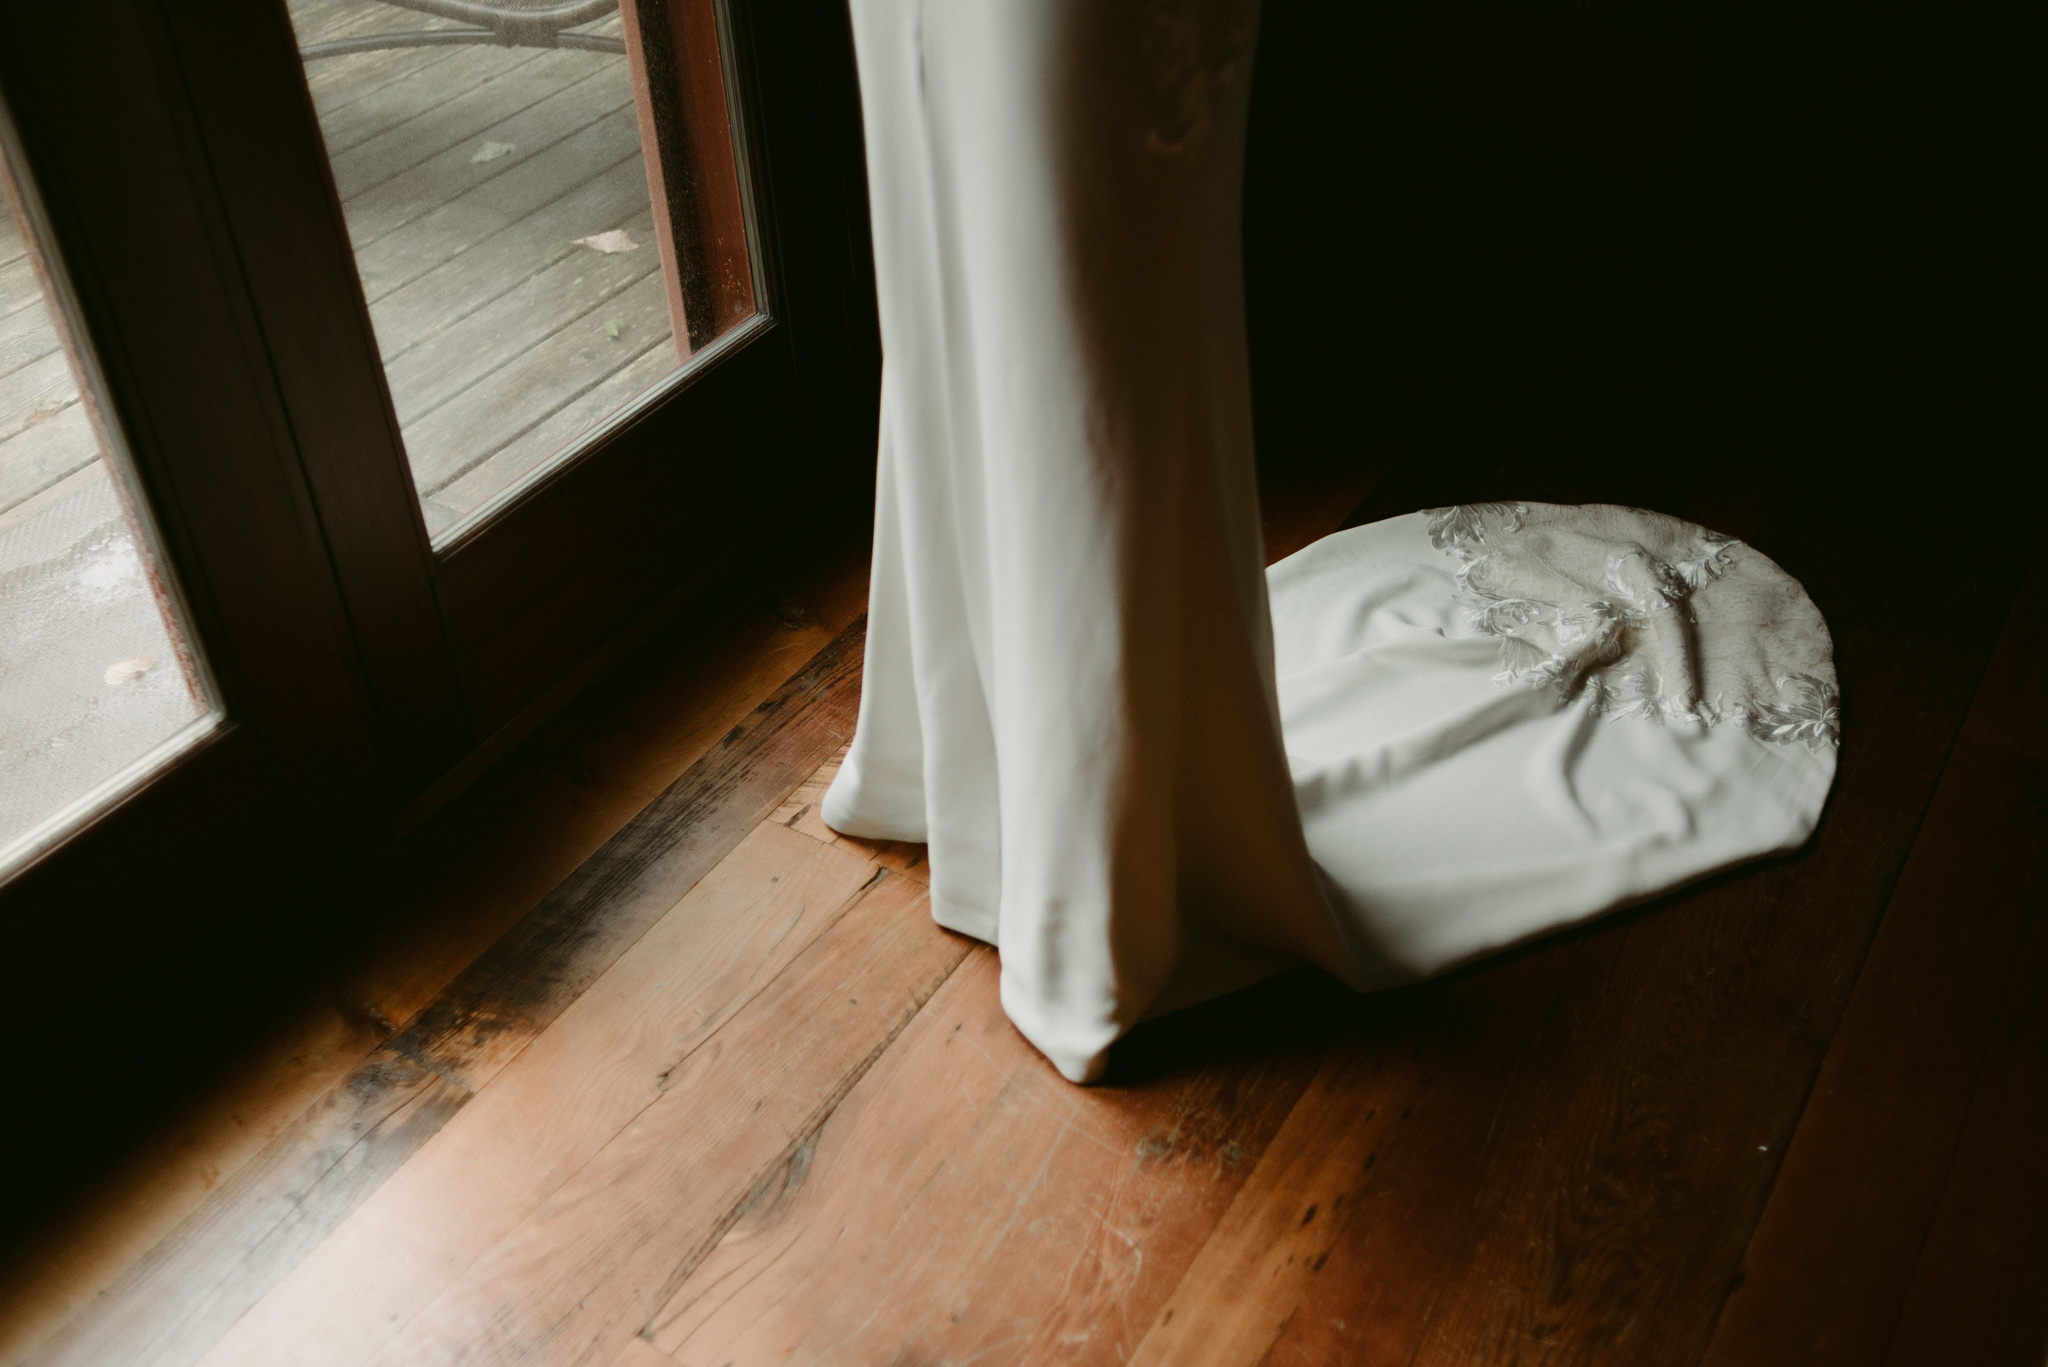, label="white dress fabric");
[1273,502,1839,984]
[826,4,1840,1082]
[825,0,1358,1082]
